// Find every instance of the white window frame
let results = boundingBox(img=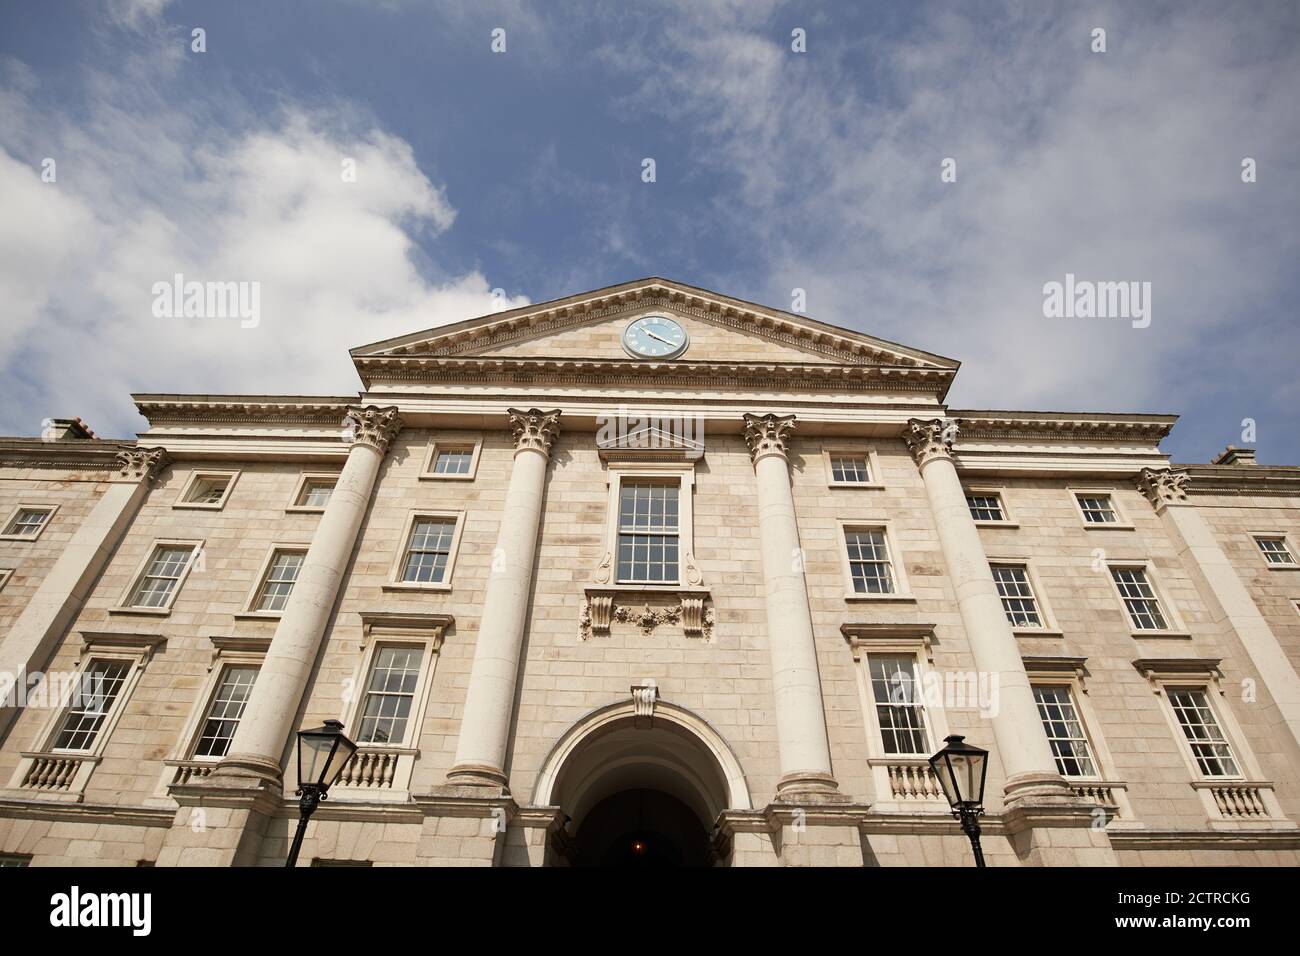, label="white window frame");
[173,469,239,510]
[843,626,949,809]
[1250,532,1299,570]
[385,510,466,591]
[0,504,58,541]
[237,544,310,618]
[1070,488,1134,530]
[286,472,340,513]
[8,633,161,799]
[0,568,11,592]
[1134,659,1286,824]
[327,614,450,802]
[420,434,483,481]
[822,444,884,489]
[113,539,204,615]
[598,462,700,591]
[153,636,269,797]
[1023,658,1133,821]
[965,486,1017,527]
[837,519,914,602]
[1105,560,1189,637]
[986,556,1061,635]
